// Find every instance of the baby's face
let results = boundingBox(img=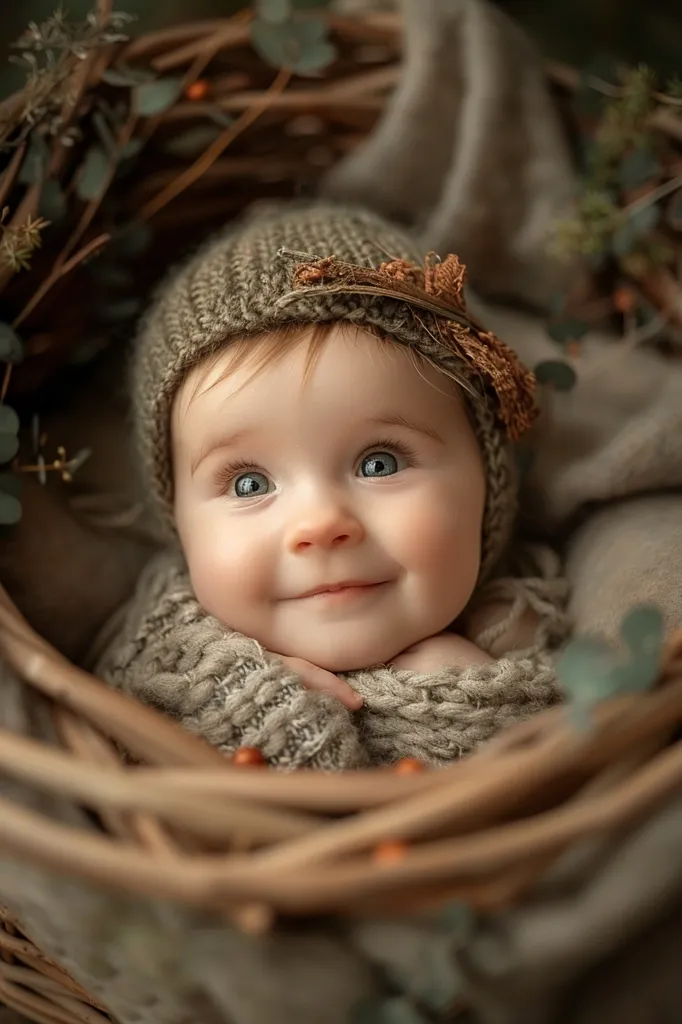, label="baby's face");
[172,325,486,672]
